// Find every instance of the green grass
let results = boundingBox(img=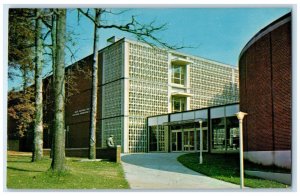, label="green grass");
[177,153,289,189]
[7,155,130,189]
